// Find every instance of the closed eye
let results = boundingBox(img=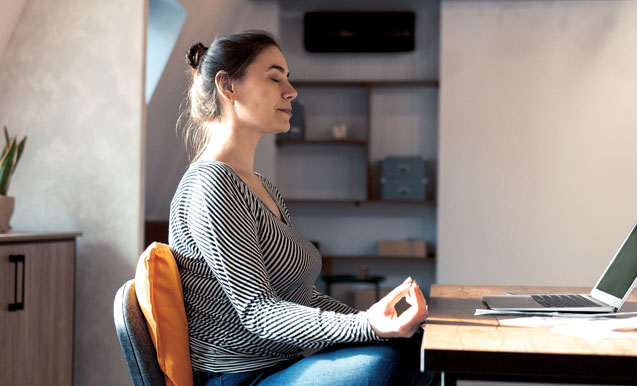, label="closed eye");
[271,78,280,83]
